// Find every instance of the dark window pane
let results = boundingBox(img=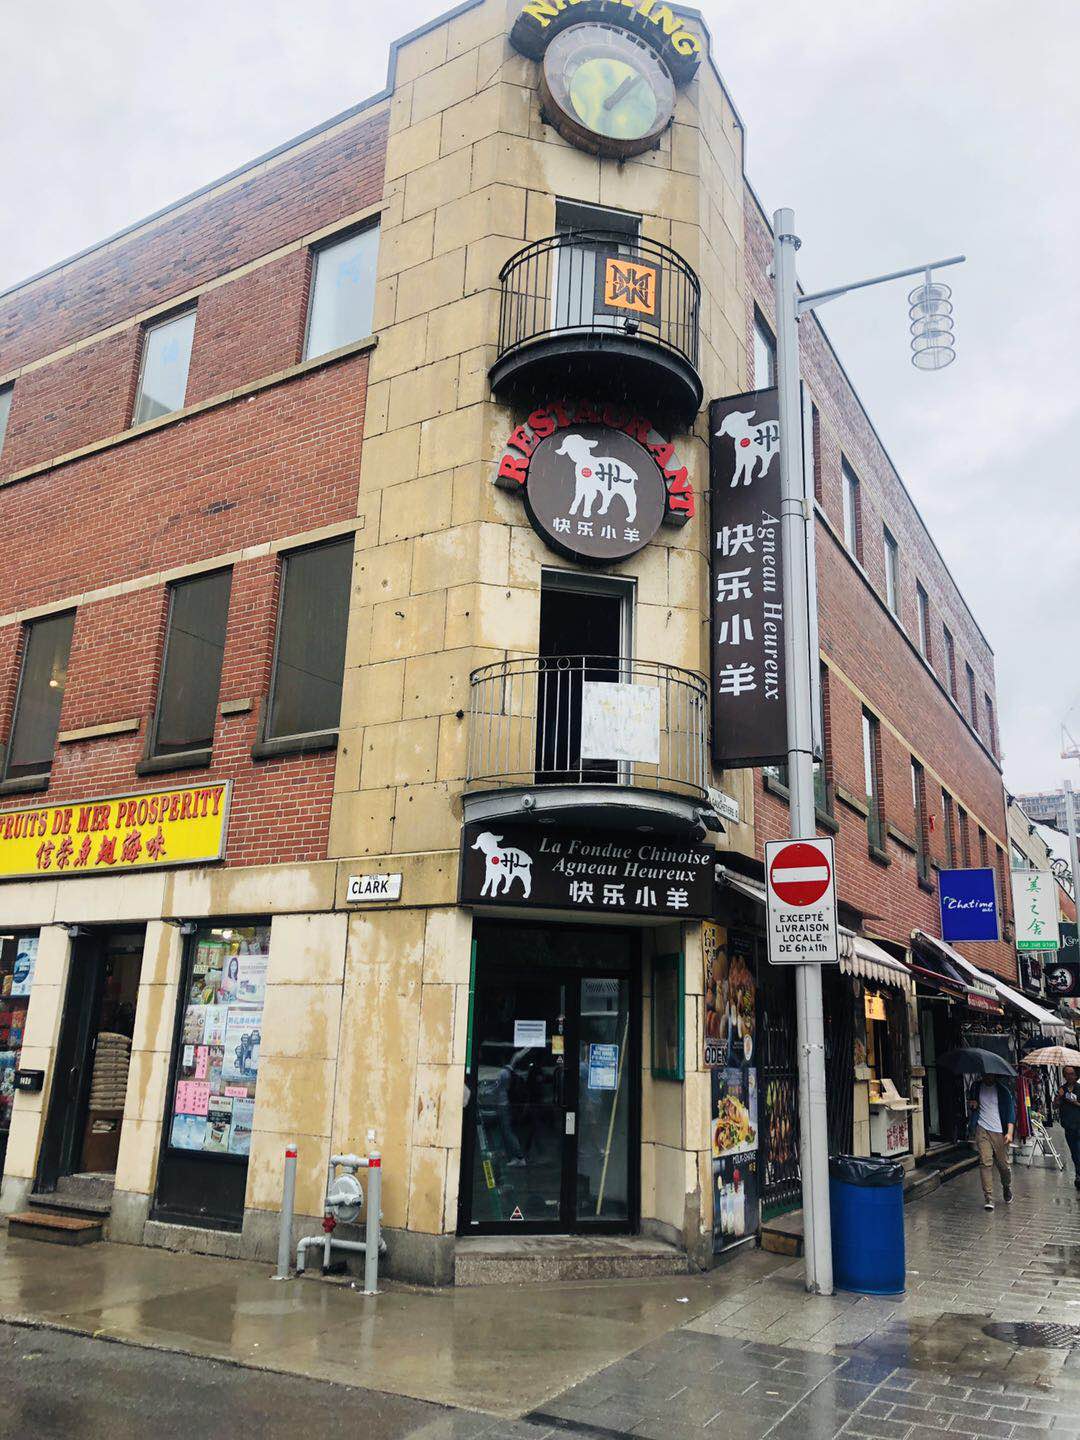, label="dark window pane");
[154,571,232,755]
[7,612,75,779]
[133,311,196,425]
[268,538,353,738]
